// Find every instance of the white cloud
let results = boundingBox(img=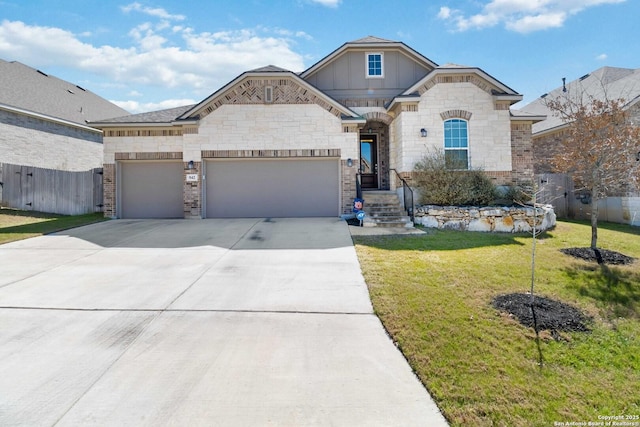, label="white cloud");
[438,0,626,33]
[0,19,307,112]
[309,0,341,7]
[596,53,608,61]
[120,2,185,21]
